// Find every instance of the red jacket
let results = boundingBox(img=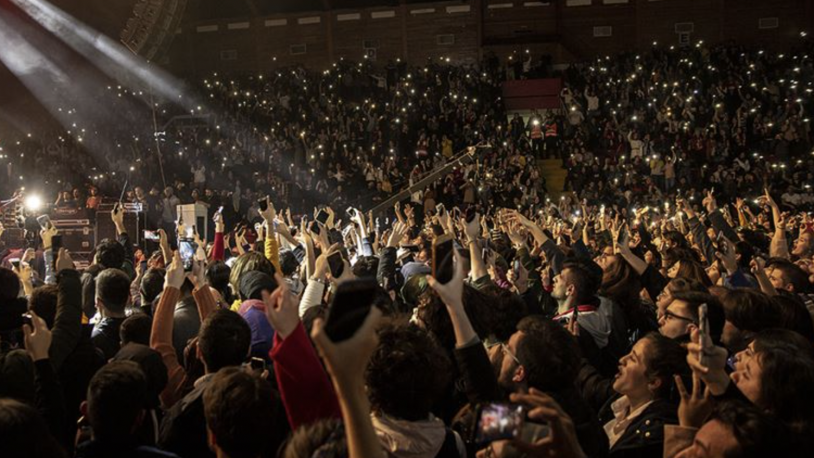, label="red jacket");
[270,323,341,430]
